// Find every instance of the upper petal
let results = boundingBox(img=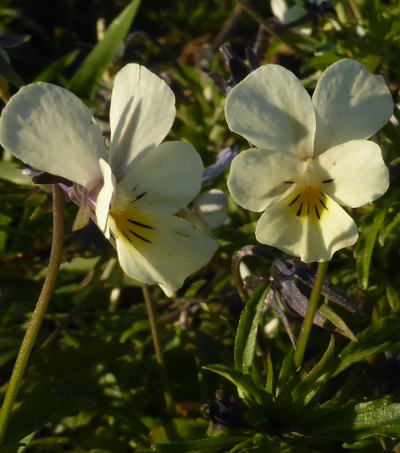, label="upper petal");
[111,209,218,296]
[255,193,359,262]
[118,141,203,215]
[316,139,389,208]
[312,59,394,154]
[109,63,176,180]
[0,83,106,189]
[225,64,316,159]
[227,147,301,212]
